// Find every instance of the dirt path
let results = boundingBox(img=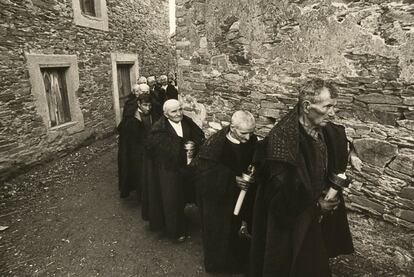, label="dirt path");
[1,136,413,276]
